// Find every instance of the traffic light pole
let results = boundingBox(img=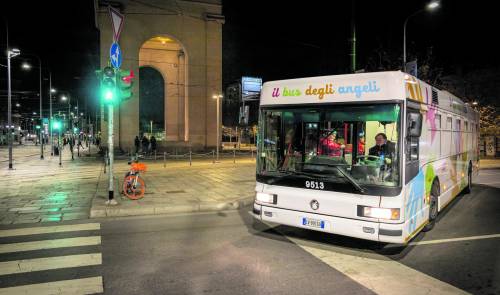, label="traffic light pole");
[58,130,62,166]
[108,104,114,201]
